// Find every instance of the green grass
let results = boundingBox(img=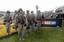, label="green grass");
[0,20,64,42]
[0,28,64,42]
